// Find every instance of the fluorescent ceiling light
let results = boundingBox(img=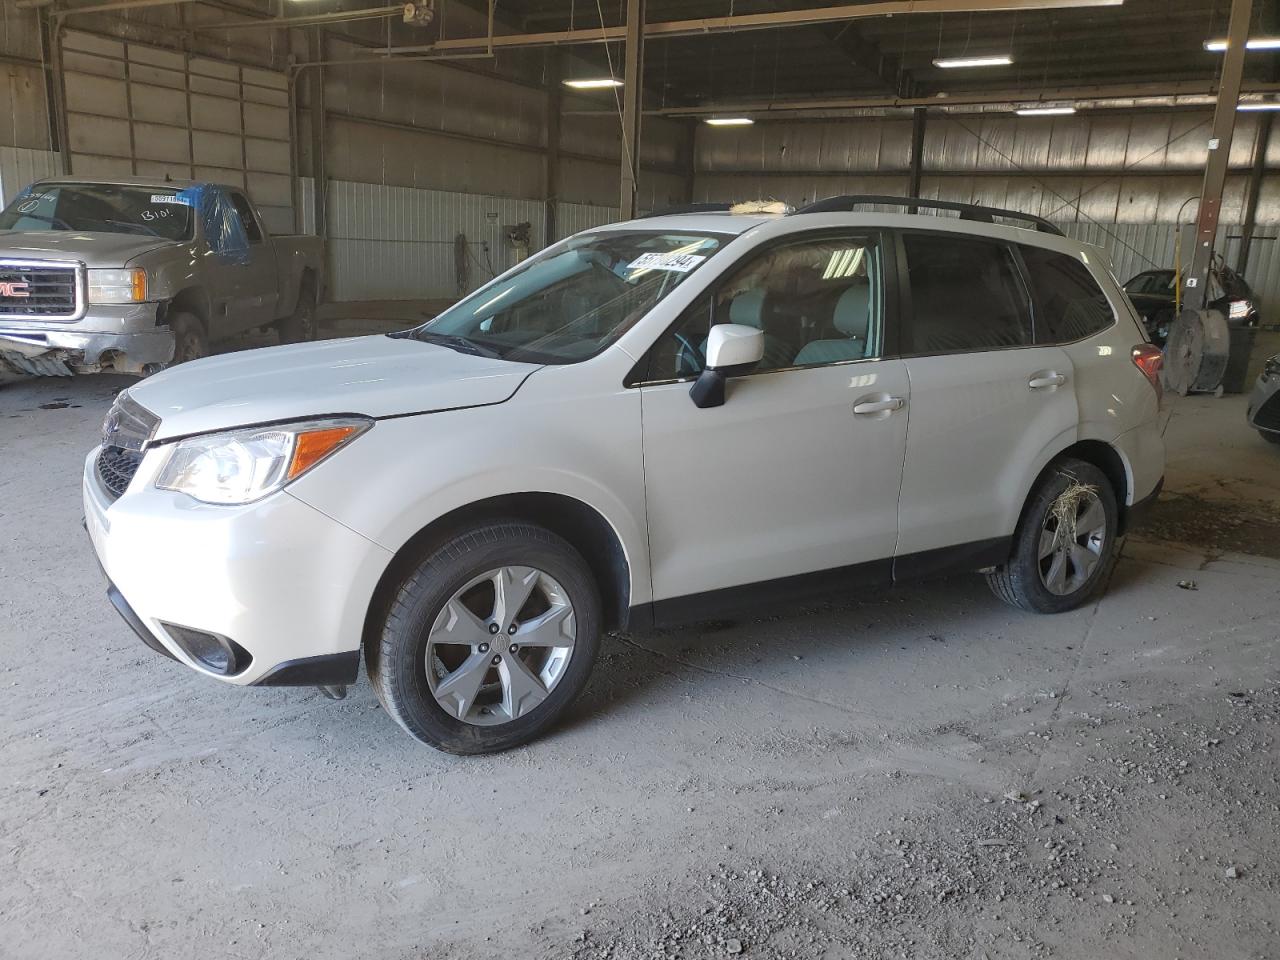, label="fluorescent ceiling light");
[933,55,1013,69]
[1205,37,1280,51]
[704,117,755,126]
[563,78,622,89]
[1238,101,1280,111]
[1016,106,1077,116]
